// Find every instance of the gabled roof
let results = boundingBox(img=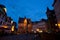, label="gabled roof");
[18,17,31,24]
